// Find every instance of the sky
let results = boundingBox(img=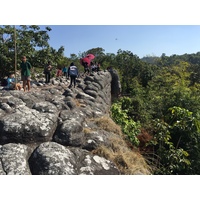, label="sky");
[40,25,200,58]
[1,1,200,59]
